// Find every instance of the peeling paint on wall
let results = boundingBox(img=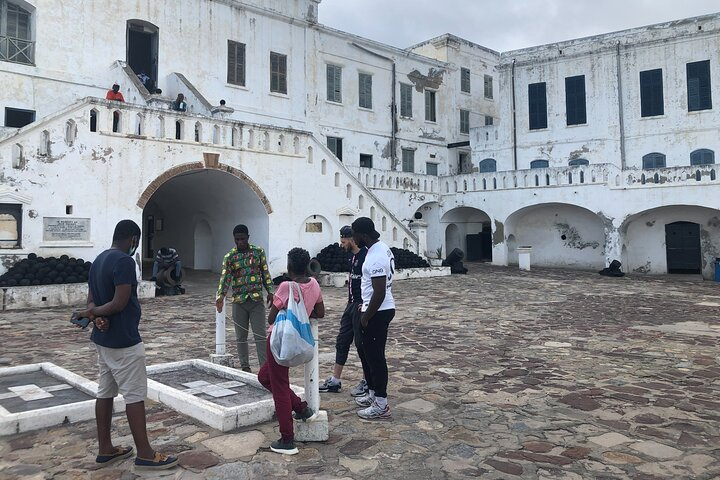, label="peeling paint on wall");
[28,210,38,218]
[91,147,113,163]
[407,68,445,93]
[646,220,656,227]
[419,128,445,141]
[492,219,504,246]
[555,223,600,249]
[568,146,590,160]
[381,140,392,159]
[633,262,652,274]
